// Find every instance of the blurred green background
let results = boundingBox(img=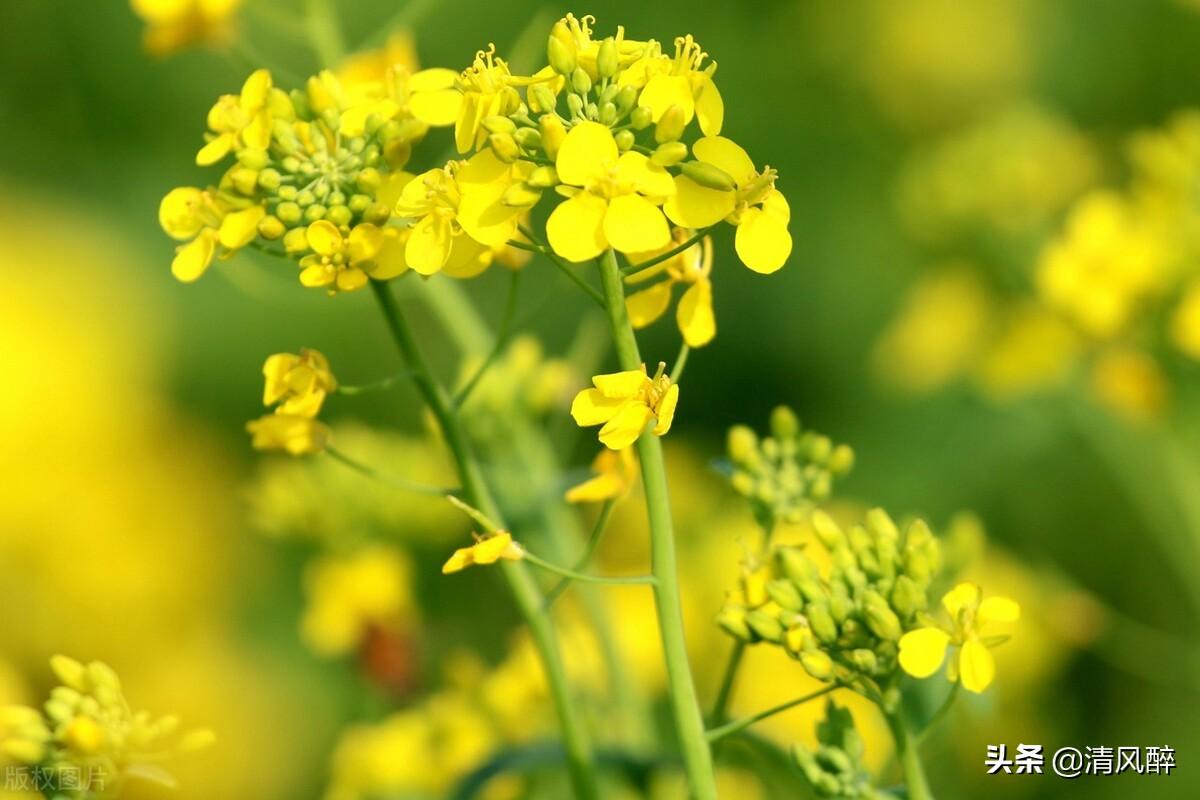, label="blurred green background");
[3,1,1200,798]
